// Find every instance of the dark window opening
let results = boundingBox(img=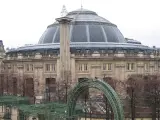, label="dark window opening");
[13,77,17,95]
[45,78,56,101]
[25,78,34,97]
